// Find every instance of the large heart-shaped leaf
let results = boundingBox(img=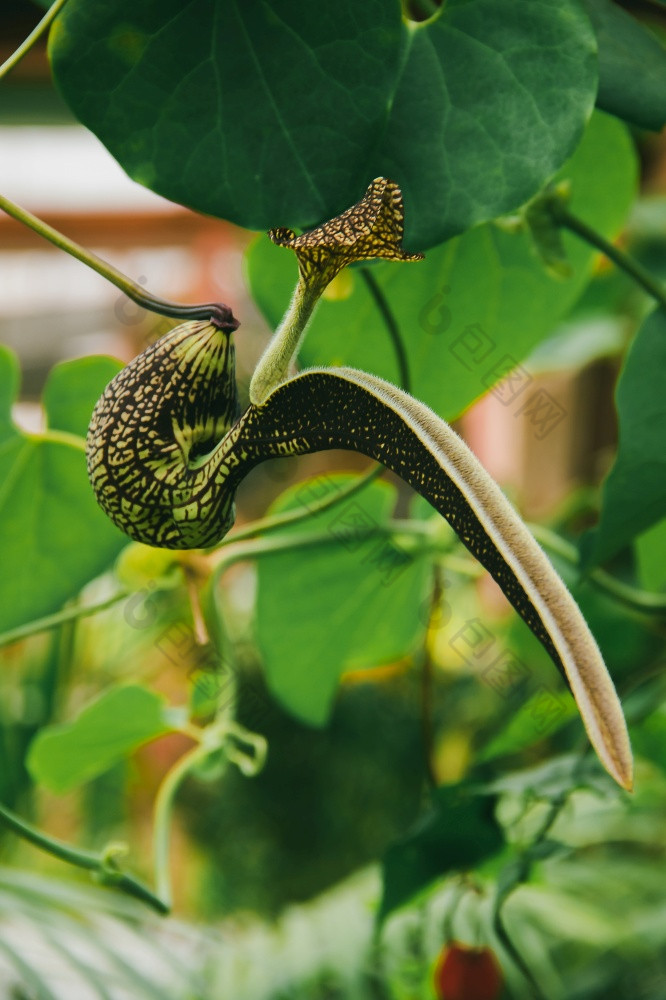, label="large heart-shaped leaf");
[248,112,636,421]
[49,0,597,249]
[0,348,126,635]
[377,0,597,251]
